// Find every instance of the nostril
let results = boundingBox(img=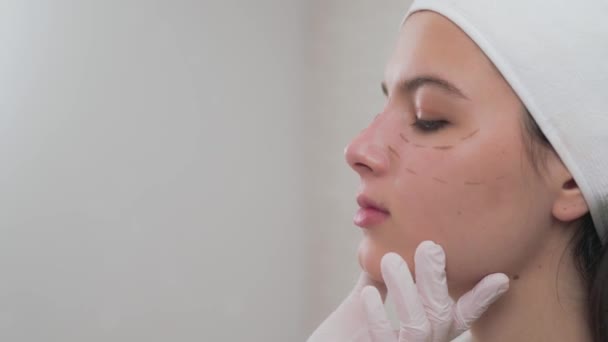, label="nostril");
[354,162,373,173]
